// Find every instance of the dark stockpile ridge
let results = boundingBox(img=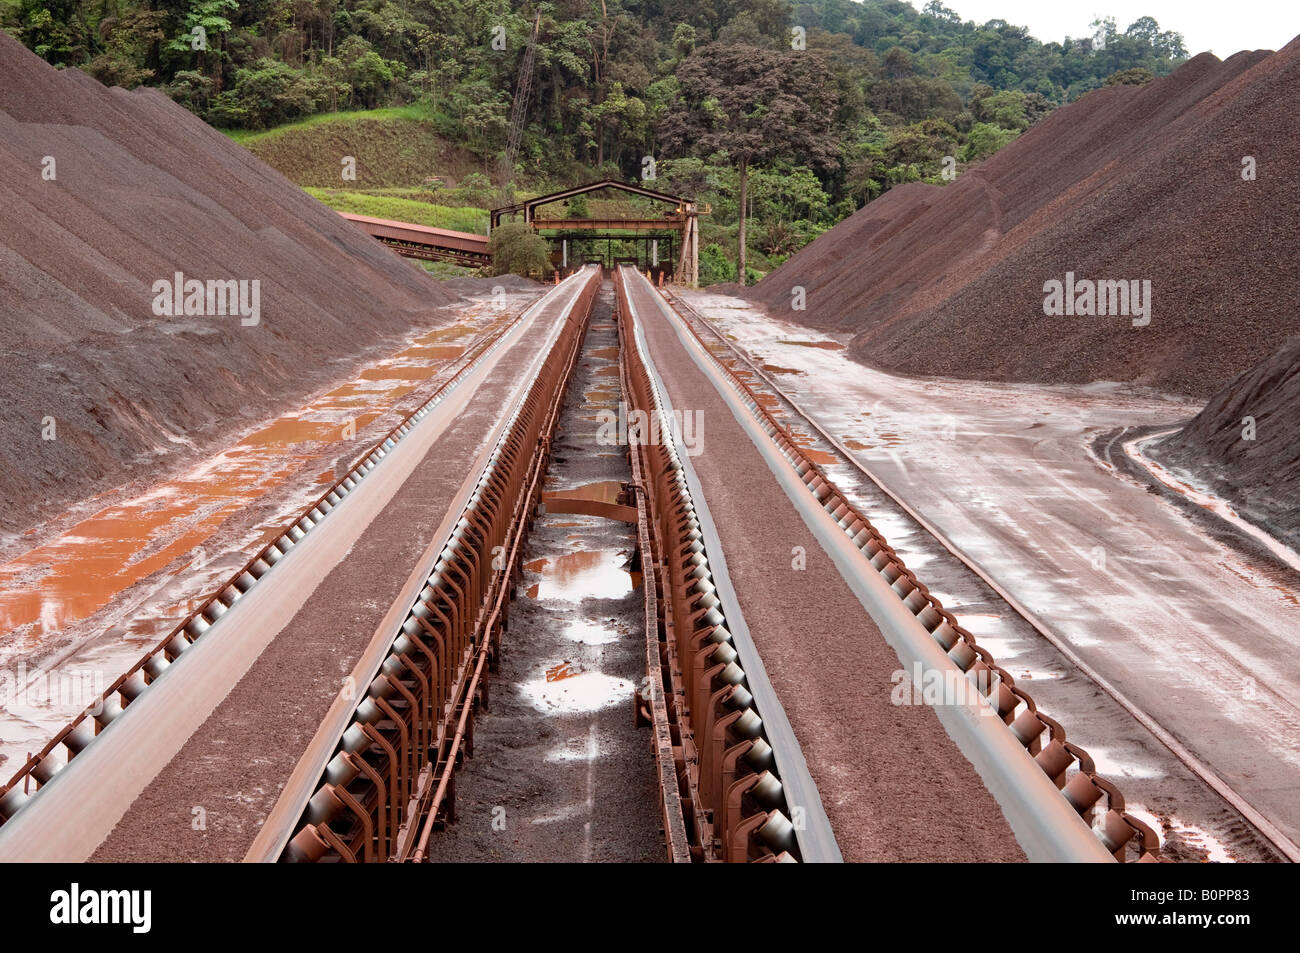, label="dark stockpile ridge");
[1152,337,1300,549]
[0,32,456,536]
[751,43,1299,398]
